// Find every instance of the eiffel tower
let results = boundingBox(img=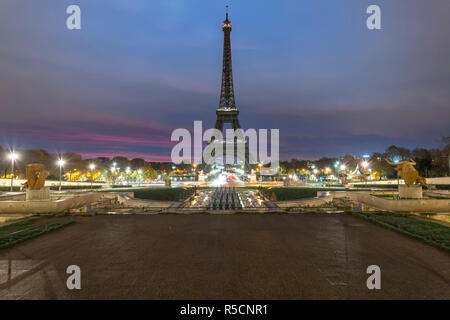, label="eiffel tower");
[207,6,254,168]
[215,6,242,132]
